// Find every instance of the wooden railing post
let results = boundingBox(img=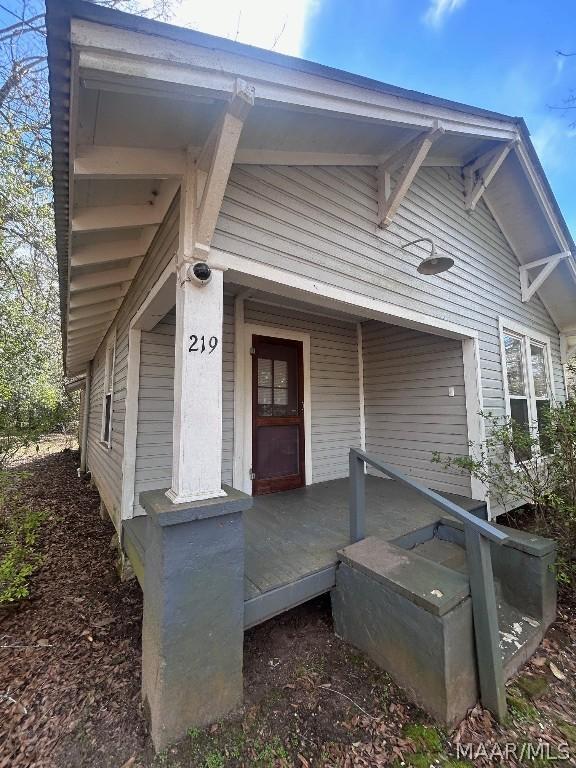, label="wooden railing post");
[464,525,507,722]
[349,451,366,543]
